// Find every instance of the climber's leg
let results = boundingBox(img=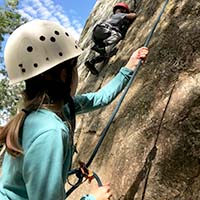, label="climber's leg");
[85,54,107,75]
[103,30,122,56]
